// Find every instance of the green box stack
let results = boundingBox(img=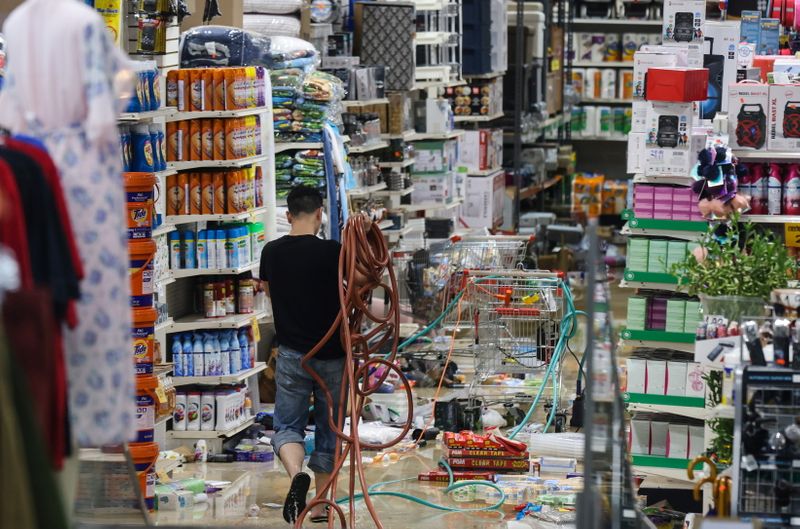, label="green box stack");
[683,301,701,334]
[666,299,687,333]
[627,239,650,272]
[648,240,669,274]
[627,296,648,330]
[666,241,688,270]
